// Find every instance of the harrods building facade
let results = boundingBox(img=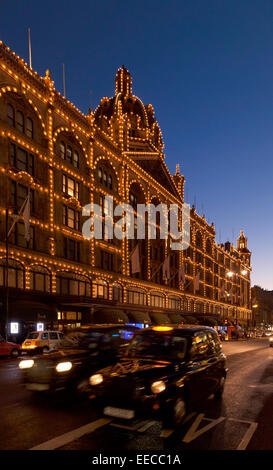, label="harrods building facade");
[0,41,252,333]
